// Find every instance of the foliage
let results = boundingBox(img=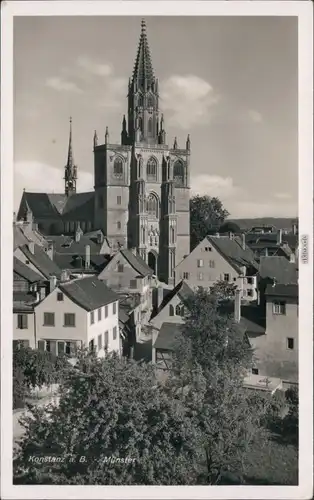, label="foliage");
[14,353,203,485]
[169,288,272,484]
[209,280,238,306]
[13,343,68,409]
[190,195,229,249]
[283,386,298,443]
[219,221,241,234]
